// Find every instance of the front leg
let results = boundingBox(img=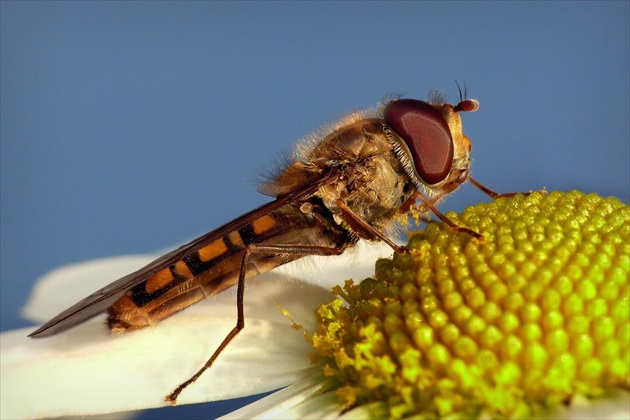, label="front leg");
[397,190,484,239]
[335,198,404,252]
[469,176,545,199]
[412,192,484,240]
